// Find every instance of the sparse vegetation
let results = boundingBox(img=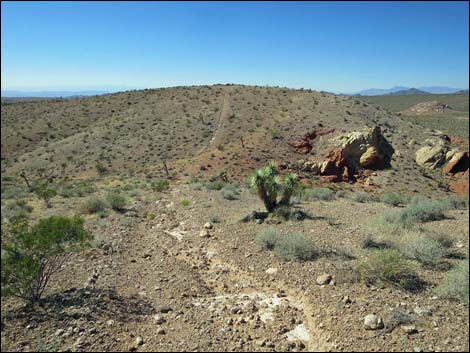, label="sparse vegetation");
[356,249,418,290]
[106,193,127,212]
[151,179,170,192]
[436,260,469,305]
[301,187,335,201]
[256,228,280,250]
[273,233,317,261]
[398,233,447,267]
[381,190,409,206]
[84,197,107,214]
